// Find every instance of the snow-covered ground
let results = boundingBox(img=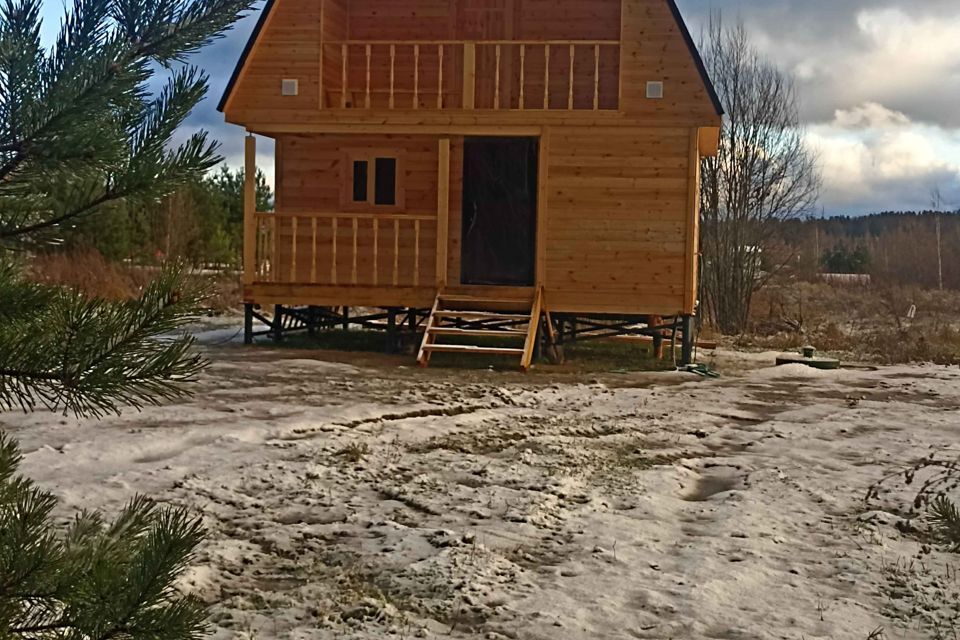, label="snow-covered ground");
[2,341,959,639]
